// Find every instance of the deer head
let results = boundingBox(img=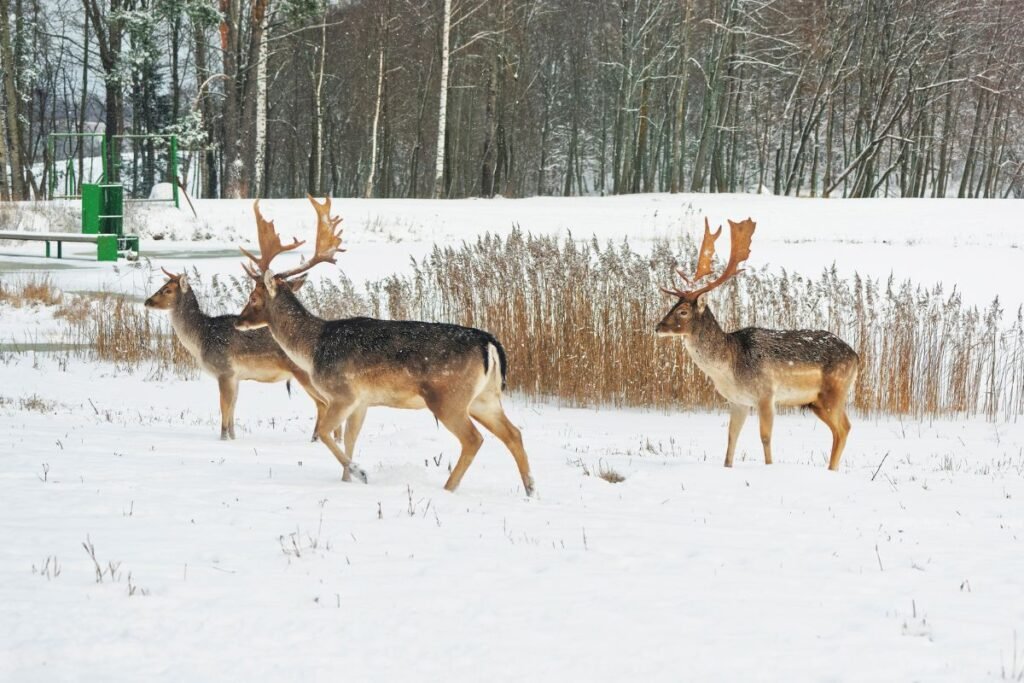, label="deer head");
[145,267,191,309]
[655,217,756,337]
[236,196,343,329]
